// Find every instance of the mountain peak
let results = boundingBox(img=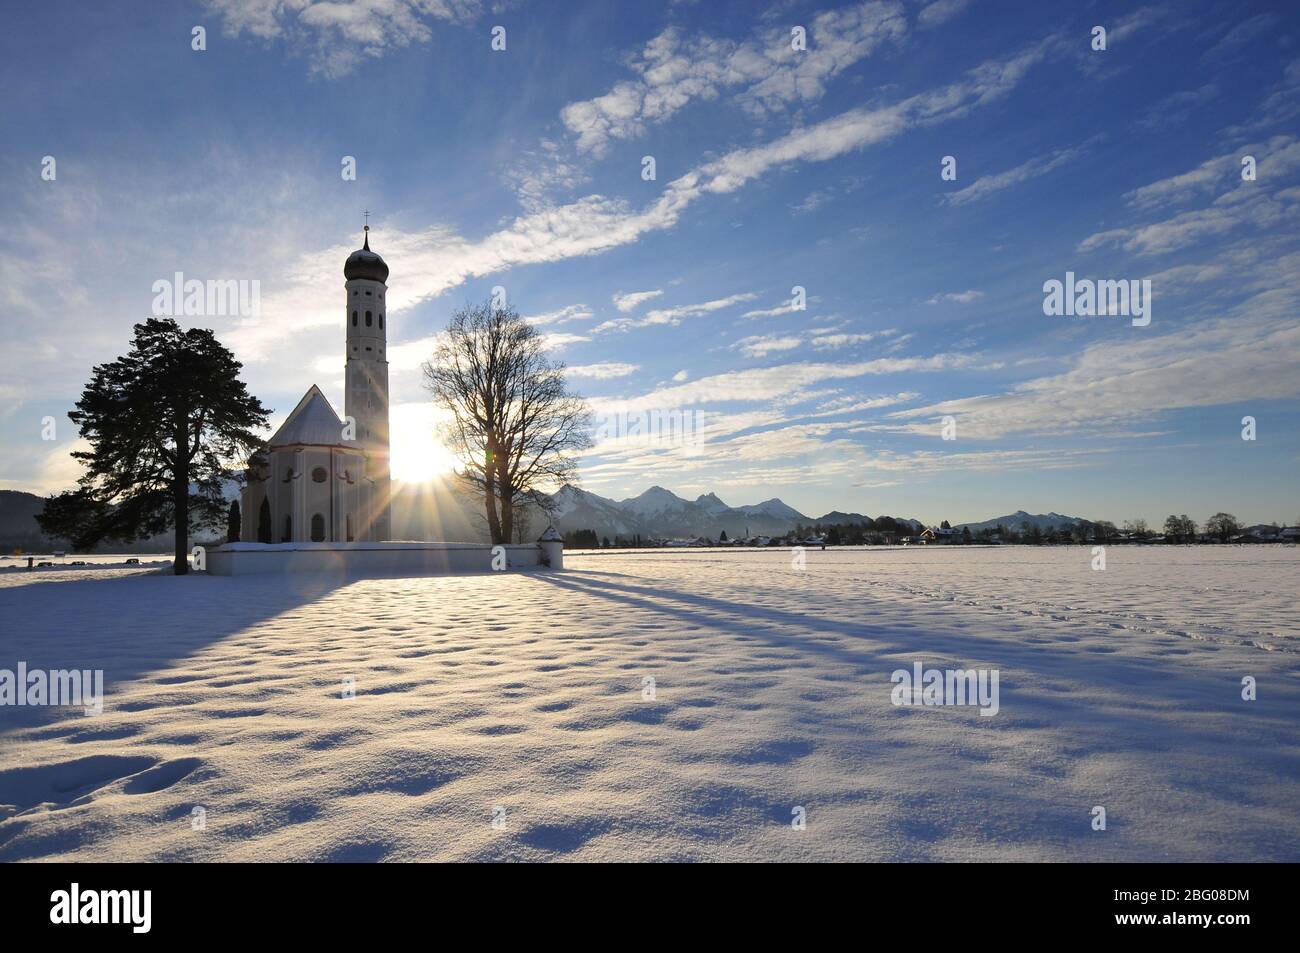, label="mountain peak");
[956,510,1088,532]
[736,497,806,521]
[695,492,730,513]
[618,485,691,515]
